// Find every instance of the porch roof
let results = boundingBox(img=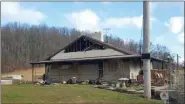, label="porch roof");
[30,54,168,65]
[30,55,141,64]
